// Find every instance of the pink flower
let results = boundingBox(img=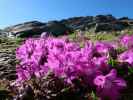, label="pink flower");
[94,41,114,57]
[92,56,110,73]
[118,49,133,65]
[120,34,133,48]
[17,67,31,81]
[94,69,127,100]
